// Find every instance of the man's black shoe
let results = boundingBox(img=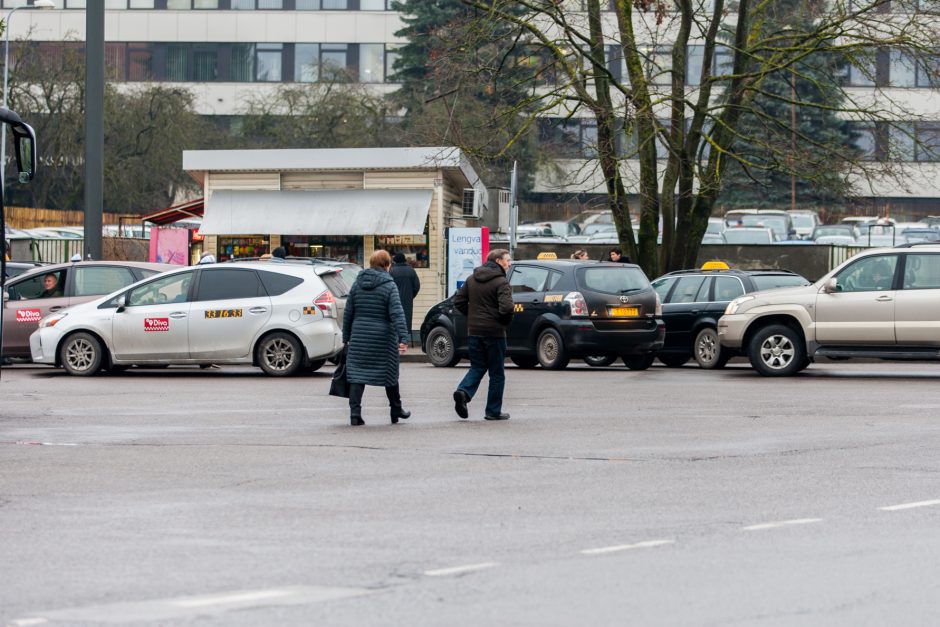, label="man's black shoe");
[453,389,469,419]
[484,413,510,421]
